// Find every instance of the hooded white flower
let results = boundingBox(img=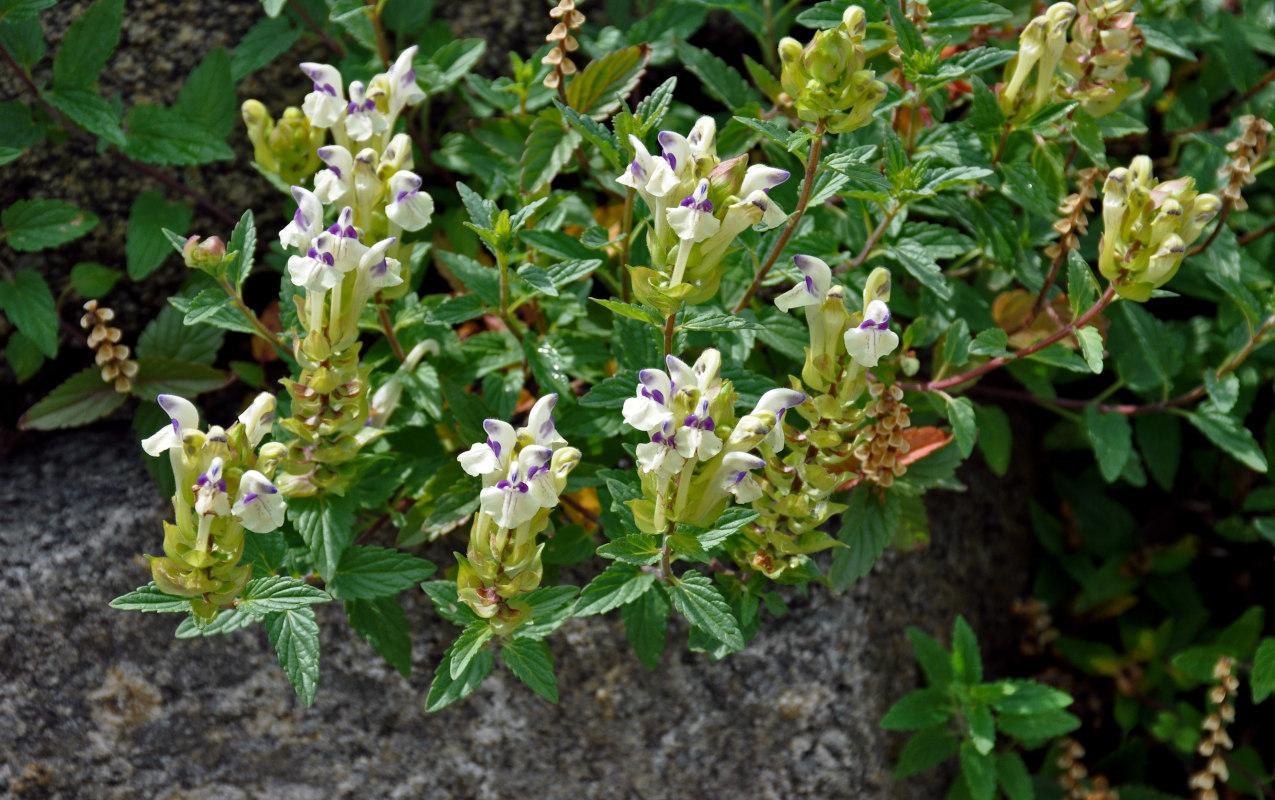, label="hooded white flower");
[666,179,721,243]
[479,446,556,529]
[314,145,354,205]
[635,420,686,478]
[357,237,403,291]
[385,46,426,118]
[775,254,832,313]
[734,388,806,451]
[673,397,722,460]
[141,394,200,456]
[300,62,346,128]
[519,394,567,447]
[459,419,517,486]
[737,165,791,229]
[844,299,900,368]
[616,135,680,201]
[344,80,388,142]
[715,451,766,504]
[237,393,276,447]
[193,458,231,517]
[279,185,324,251]
[232,470,287,533]
[622,367,675,433]
[666,349,723,404]
[385,171,435,231]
